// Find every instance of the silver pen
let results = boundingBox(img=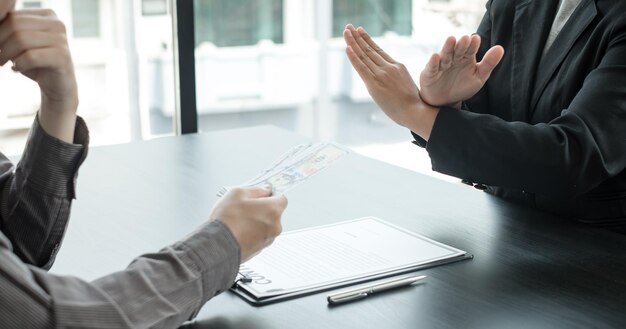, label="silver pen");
[327,275,427,305]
